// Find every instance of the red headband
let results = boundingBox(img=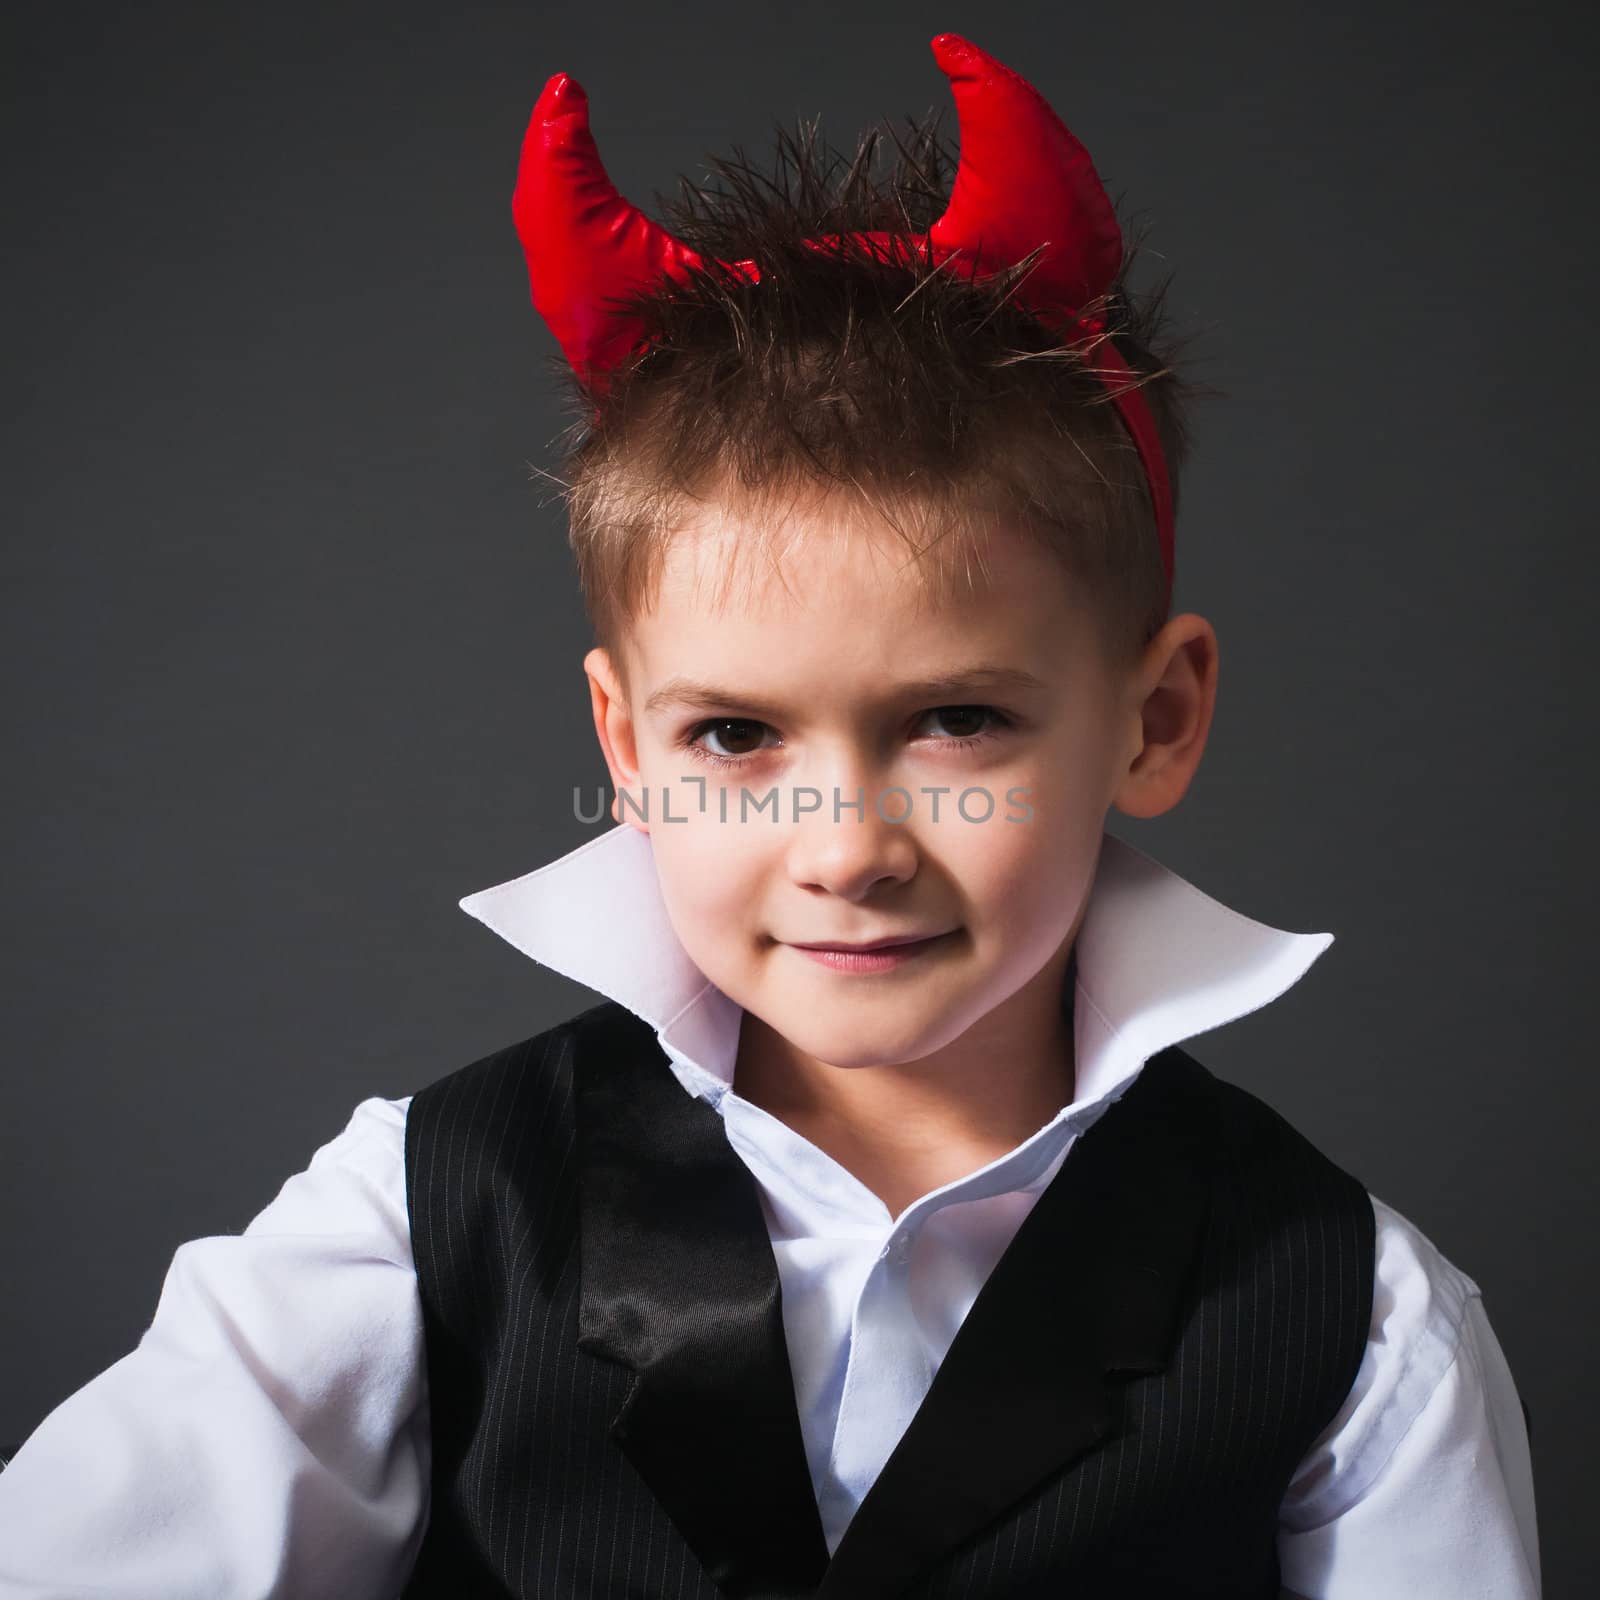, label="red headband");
[511,32,1175,610]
